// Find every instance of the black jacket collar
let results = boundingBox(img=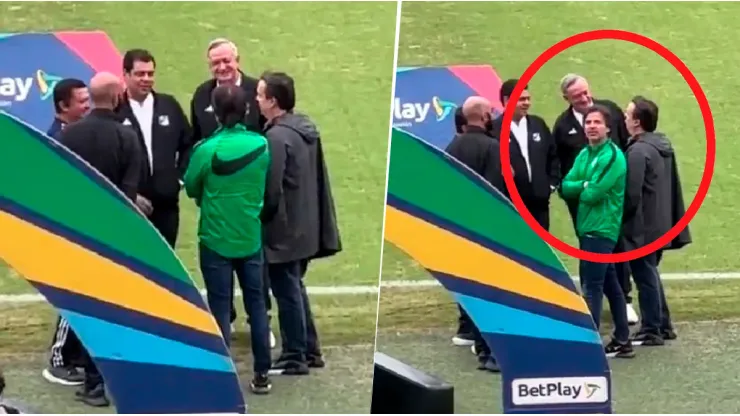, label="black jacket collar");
[89,108,122,121]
